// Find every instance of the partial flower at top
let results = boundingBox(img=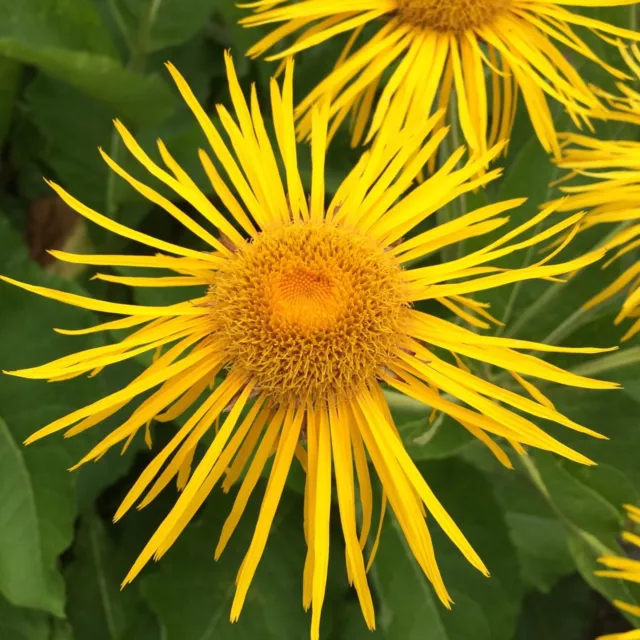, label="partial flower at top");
[0,52,619,640]
[594,504,640,640]
[240,0,640,168]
